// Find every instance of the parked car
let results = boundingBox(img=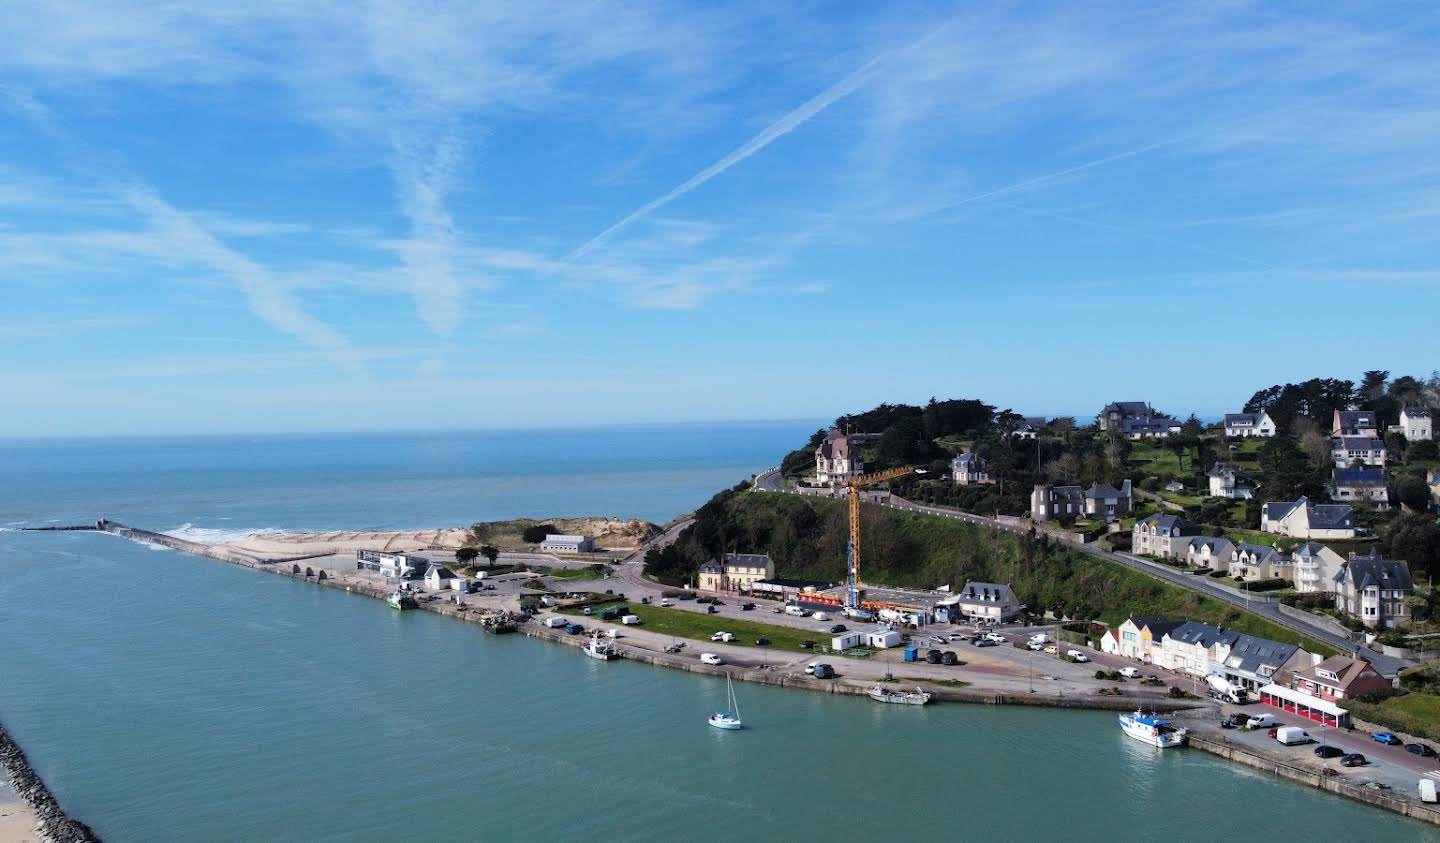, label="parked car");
[713,599,726,606]
[711,631,733,642]
[974,639,998,648]
[1027,641,1044,651]
[1043,644,1058,655]
[707,605,718,614]
[941,651,959,666]
[696,596,713,604]
[1372,732,1403,746]
[929,635,945,645]
[754,637,771,646]
[1118,667,1141,679]
[812,663,835,679]
[799,640,816,649]
[1314,745,1344,759]
[983,632,1006,643]
[659,598,673,607]
[1267,727,1279,739]
[700,653,723,665]
[1221,713,1250,729]
[741,603,755,611]
[1066,650,1090,663]
[948,633,966,642]
[925,649,942,664]
[1341,753,1368,767]
[805,661,820,674]
[829,624,848,634]
[1406,743,1437,757]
